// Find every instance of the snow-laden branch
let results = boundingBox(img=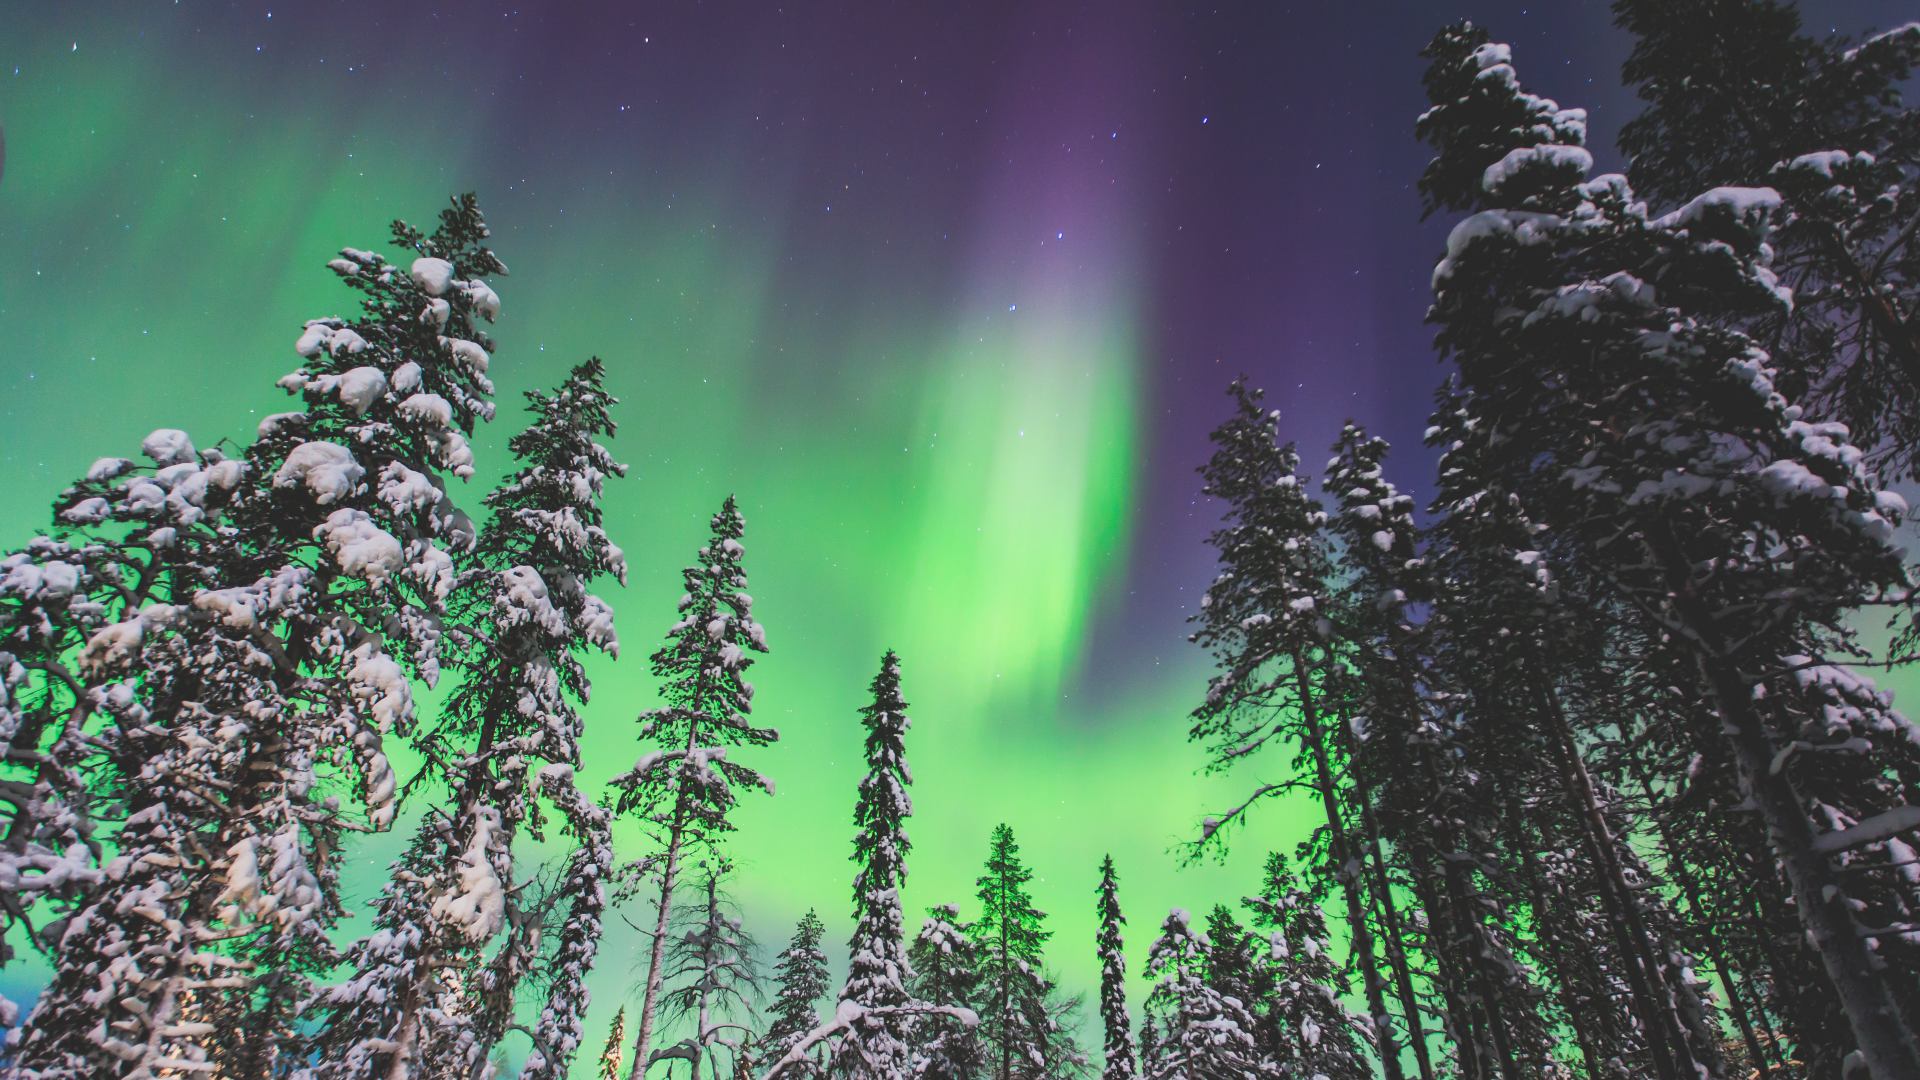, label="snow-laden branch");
[756,998,977,1080]
[1812,805,1920,855]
